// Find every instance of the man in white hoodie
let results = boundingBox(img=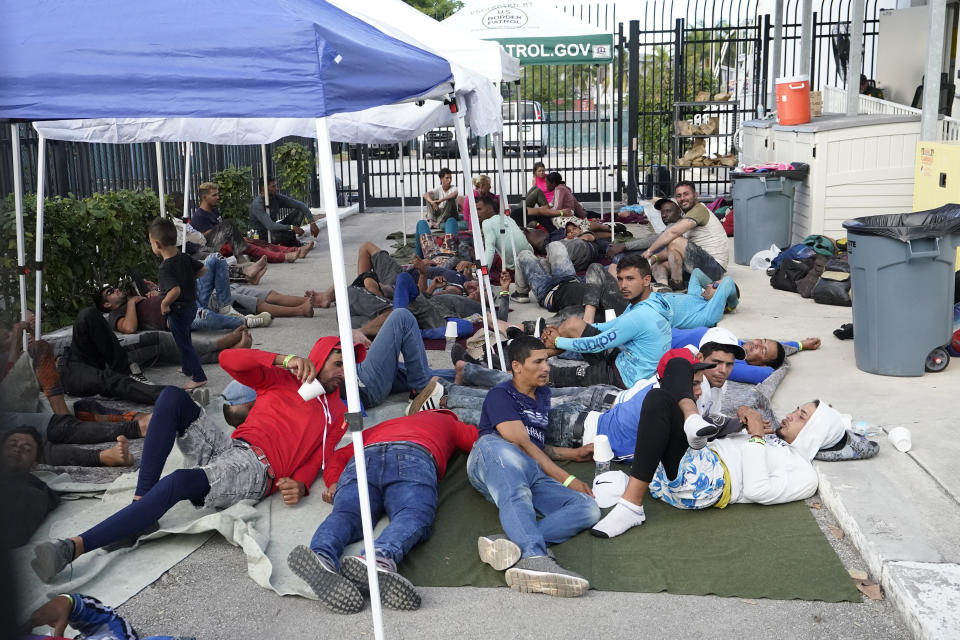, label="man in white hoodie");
[589,355,845,538]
